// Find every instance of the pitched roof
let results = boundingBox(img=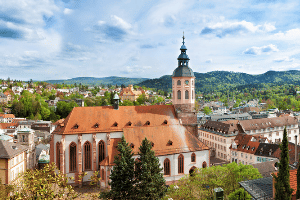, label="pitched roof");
[254,143,280,158]
[123,124,209,156]
[239,116,297,131]
[230,134,261,154]
[251,160,278,178]
[0,114,15,119]
[202,120,240,135]
[53,105,179,135]
[0,123,18,129]
[0,140,28,159]
[273,169,297,196]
